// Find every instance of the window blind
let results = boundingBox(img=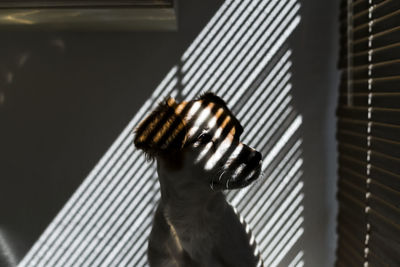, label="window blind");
[337,0,400,266]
